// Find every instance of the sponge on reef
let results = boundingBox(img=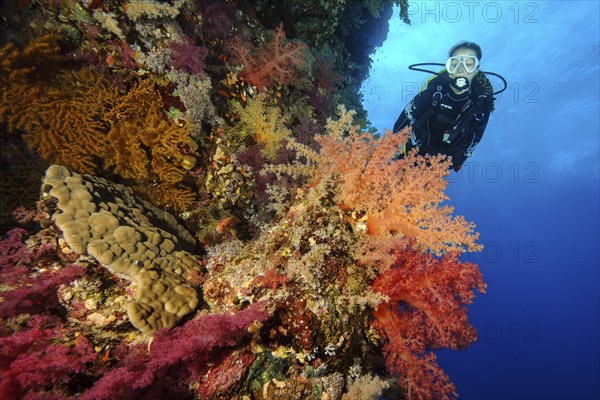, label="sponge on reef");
[41,165,203,335]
